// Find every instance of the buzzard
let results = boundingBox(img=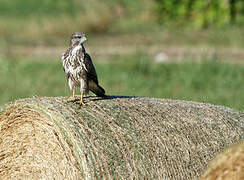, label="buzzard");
[62,32,105,105]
